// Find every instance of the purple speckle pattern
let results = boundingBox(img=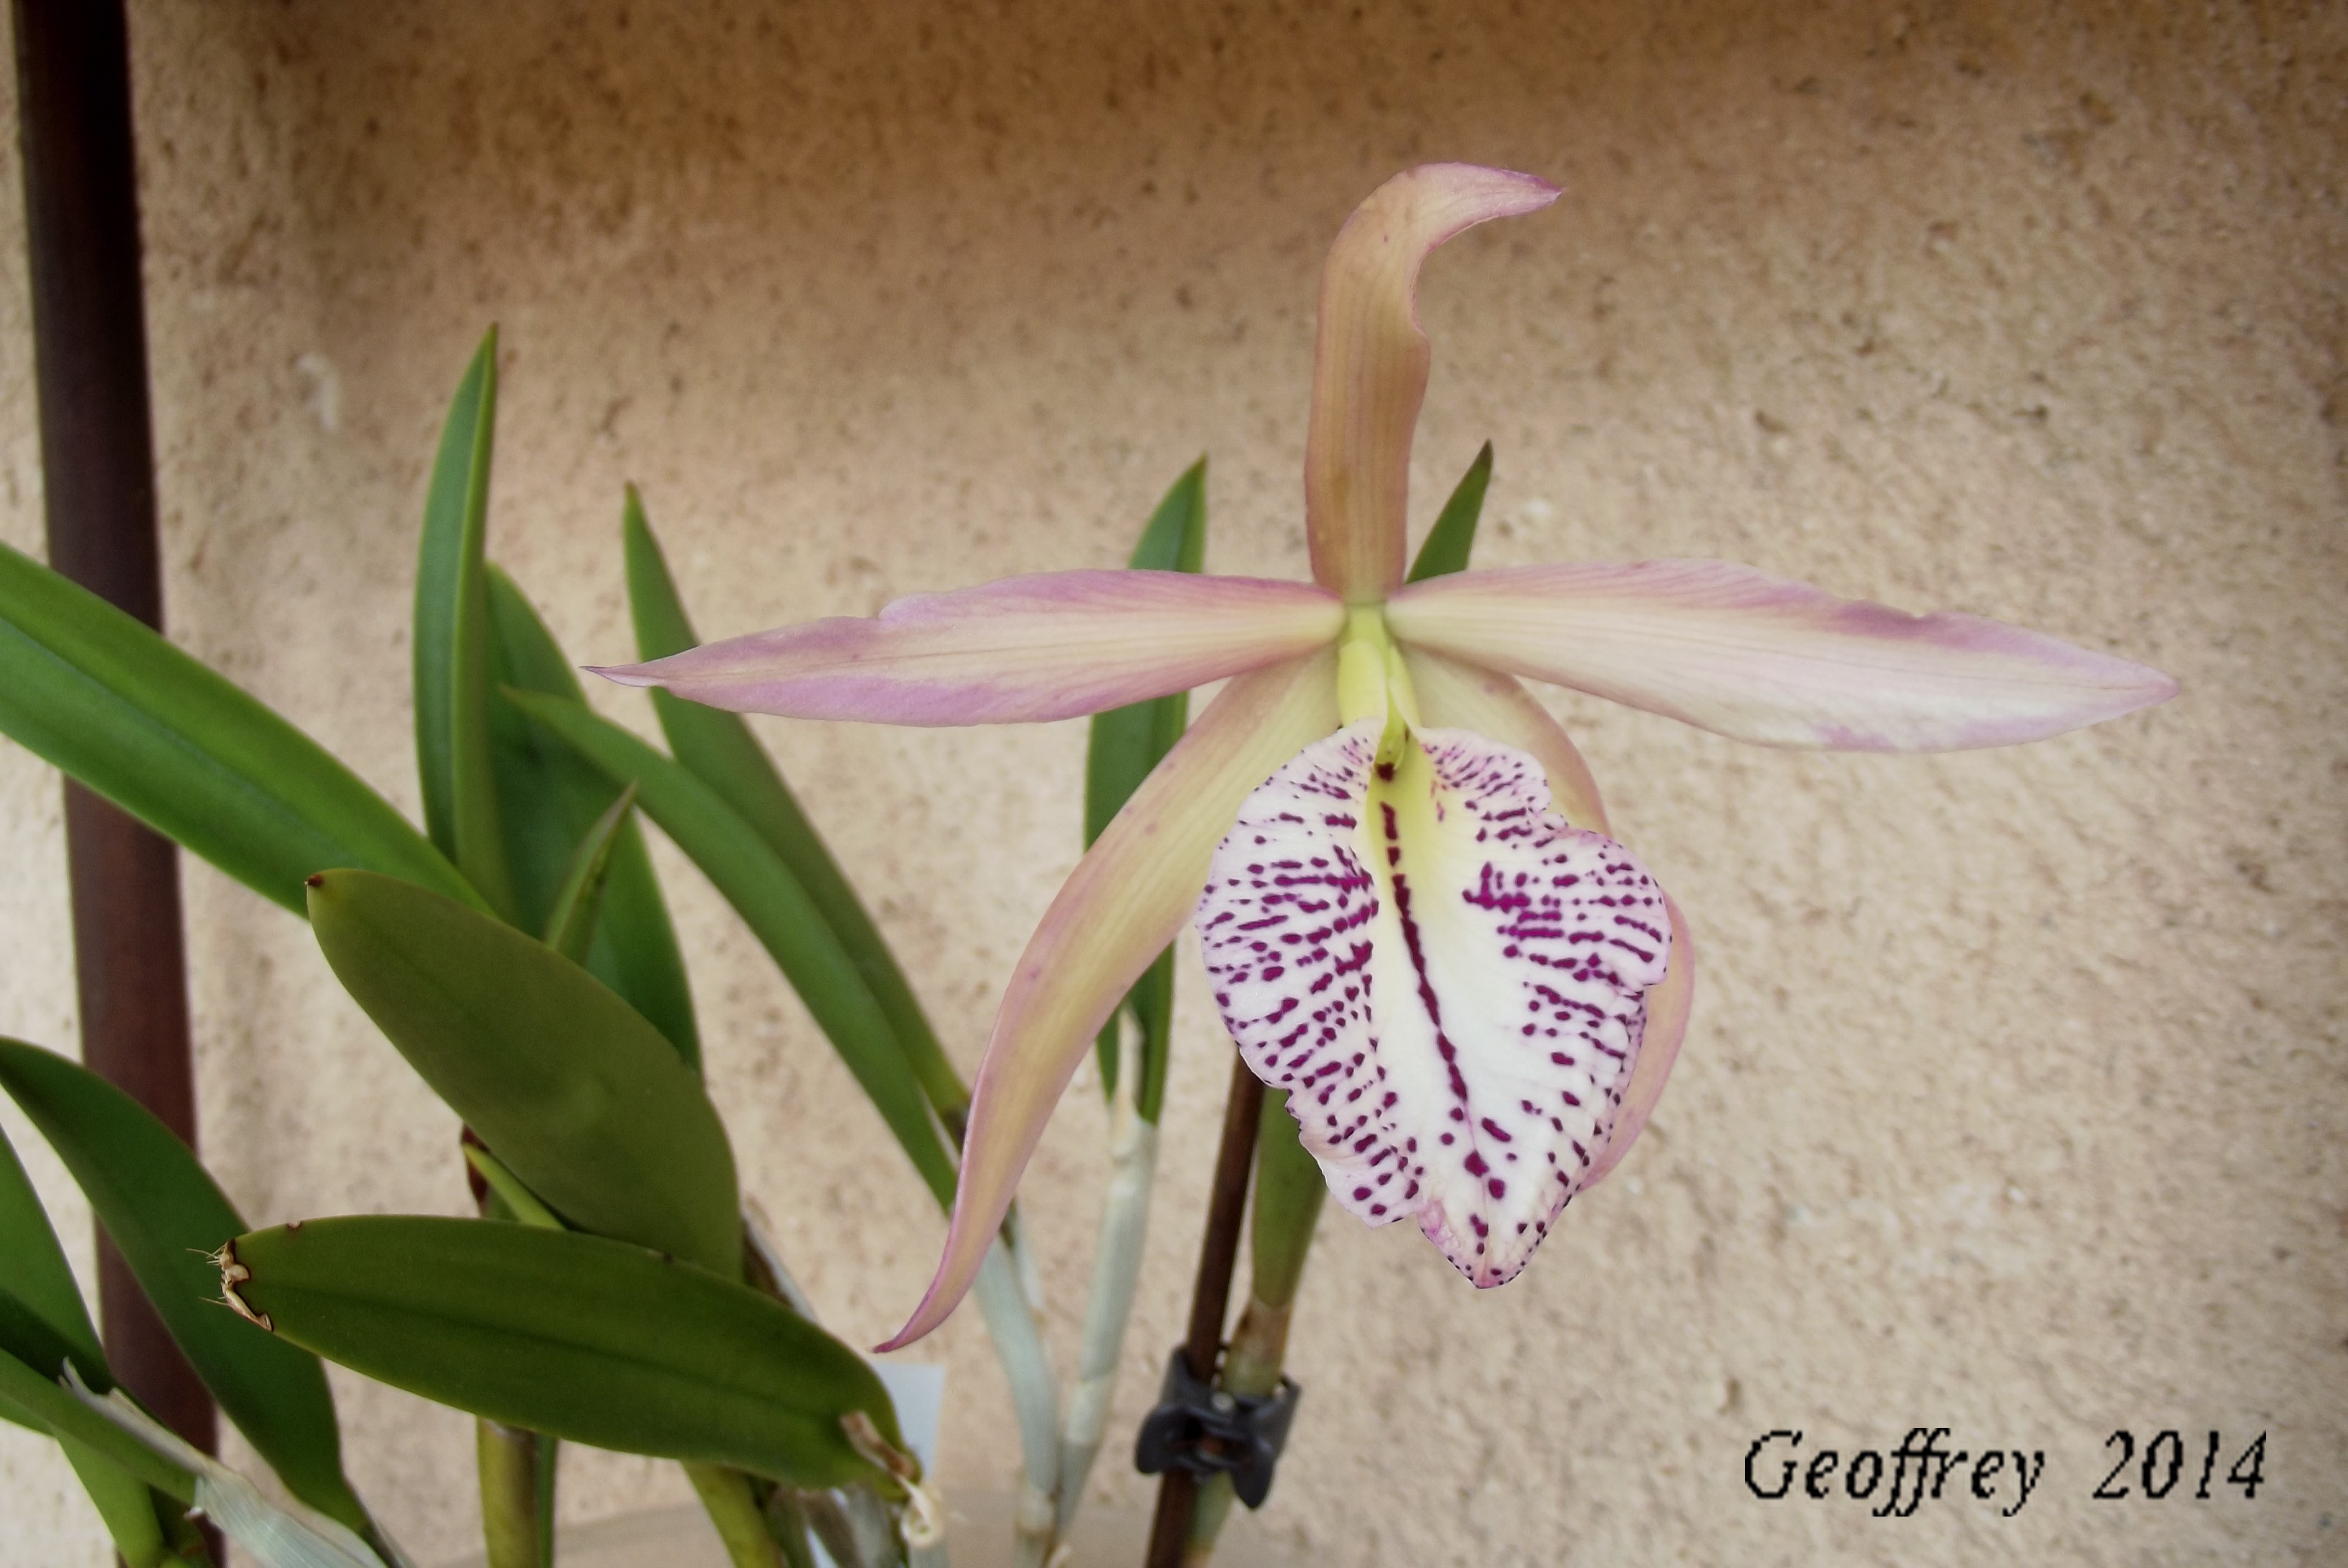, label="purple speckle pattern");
[1198,720,1670,1288]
